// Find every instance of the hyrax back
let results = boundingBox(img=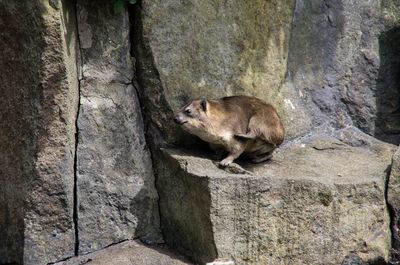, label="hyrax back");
[174,95,285,166]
